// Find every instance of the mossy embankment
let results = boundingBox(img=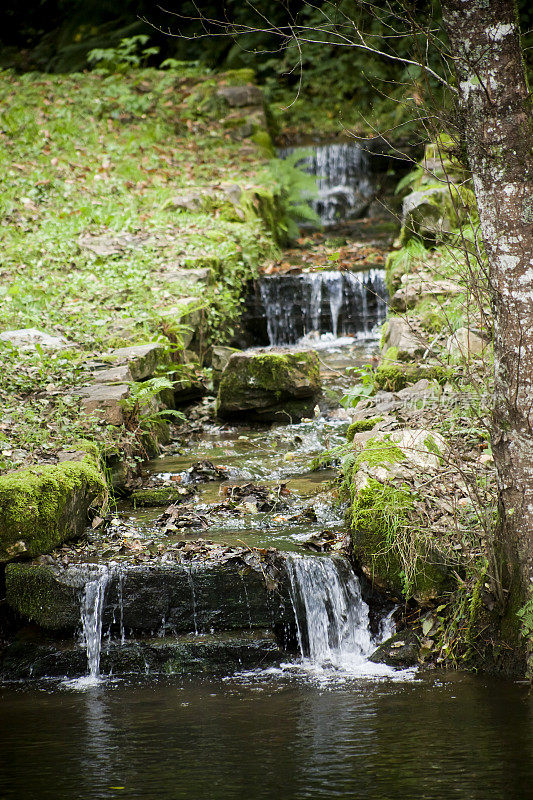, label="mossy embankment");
[0,64,297,561]
[339,137,512,673]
